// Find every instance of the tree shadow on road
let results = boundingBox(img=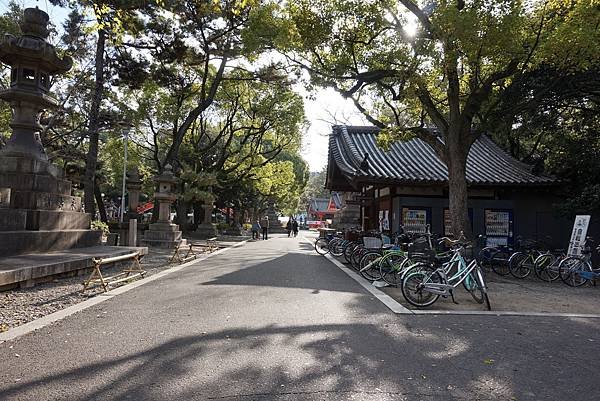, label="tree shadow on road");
[2,315,600,400]
[200,251,367,295]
